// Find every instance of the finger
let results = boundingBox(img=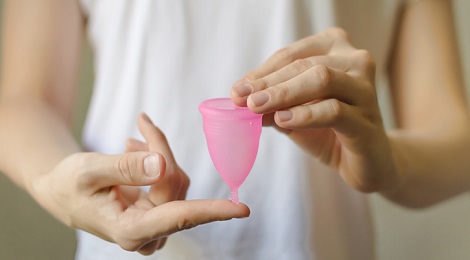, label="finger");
[176,167,190,201]
[137,113,188,205]
[134,200,250,239]
[274,98,365,136]
[155,237,167,250]
[247,65,368,114]
[231,55,350,106]
[119,186,146,207]
[81,151,166,190]
[137,240,160,255]
[125,138,148,153]
[262,113,276,126]
[245,28,352,80]
[347,49,376,81]
[138,113,177,170]
[150,167,188,206]
[261,113,292,135]
[148,171,186,205]
[253,49,373,90]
